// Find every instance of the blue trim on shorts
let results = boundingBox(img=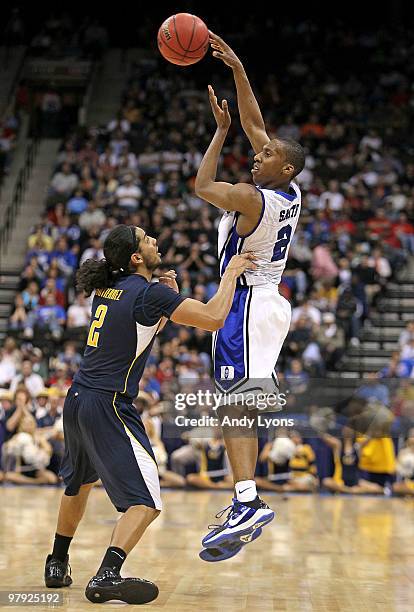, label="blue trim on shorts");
[214,286,251,392]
